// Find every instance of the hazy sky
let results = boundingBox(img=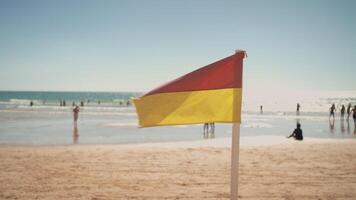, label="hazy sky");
[0,0,355,92]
